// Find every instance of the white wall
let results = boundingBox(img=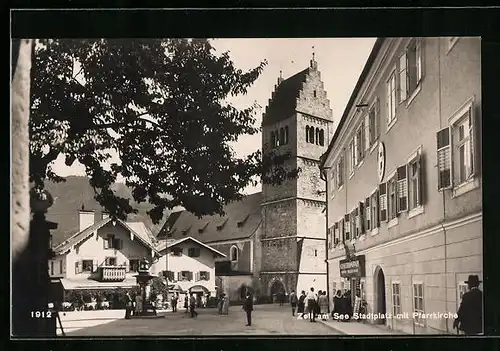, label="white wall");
[65,222,153,279]
[151,240,218,295]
